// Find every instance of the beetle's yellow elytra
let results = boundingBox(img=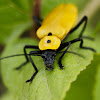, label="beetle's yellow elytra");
[39,36,61,50]
[36,4,78,40]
